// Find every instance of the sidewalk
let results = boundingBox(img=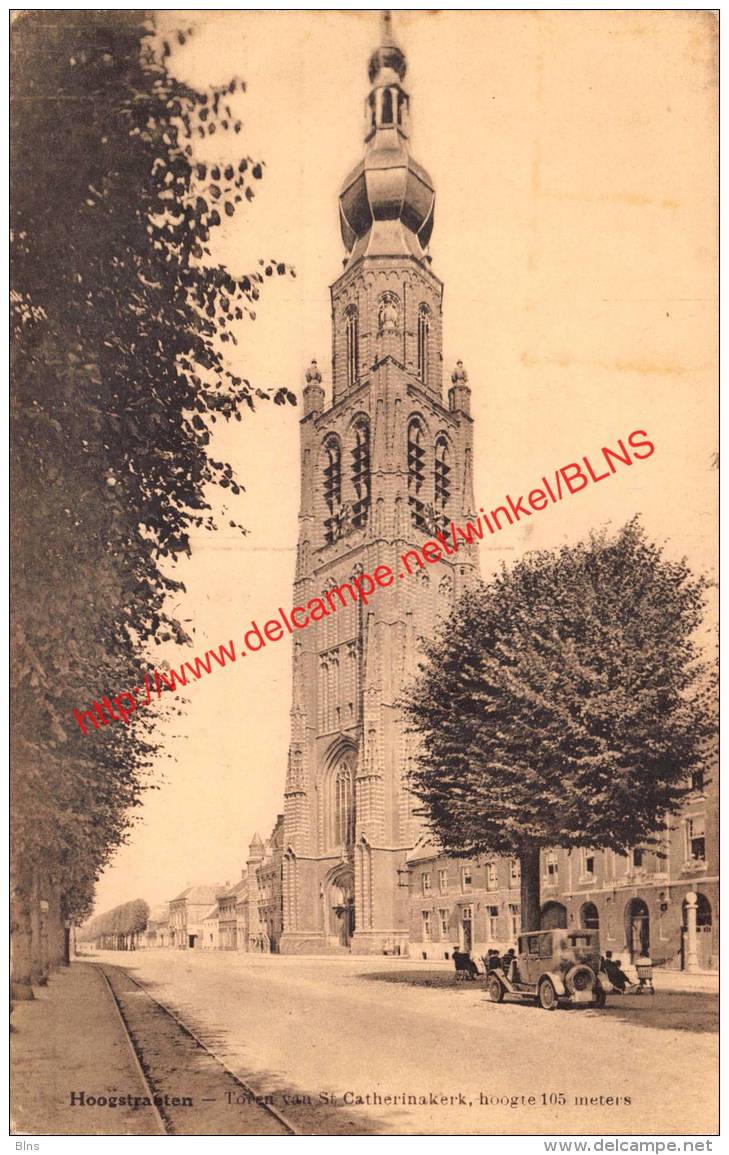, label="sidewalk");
[11,961,162,1135]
